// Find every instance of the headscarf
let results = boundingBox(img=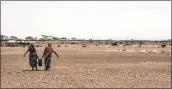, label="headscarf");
[29,43,36,54]
[48,43,52,48]
[30,43,34,48]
